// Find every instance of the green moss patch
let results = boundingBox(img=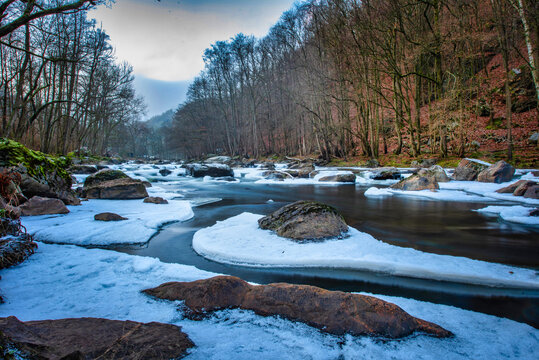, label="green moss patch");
[0,138,72,185]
